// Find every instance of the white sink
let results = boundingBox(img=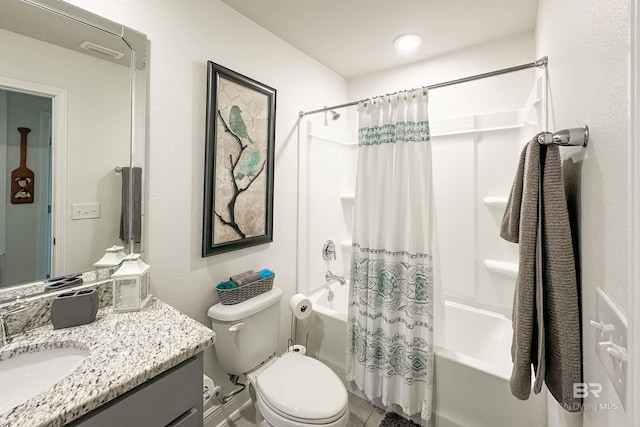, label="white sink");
[0,347,88,414]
